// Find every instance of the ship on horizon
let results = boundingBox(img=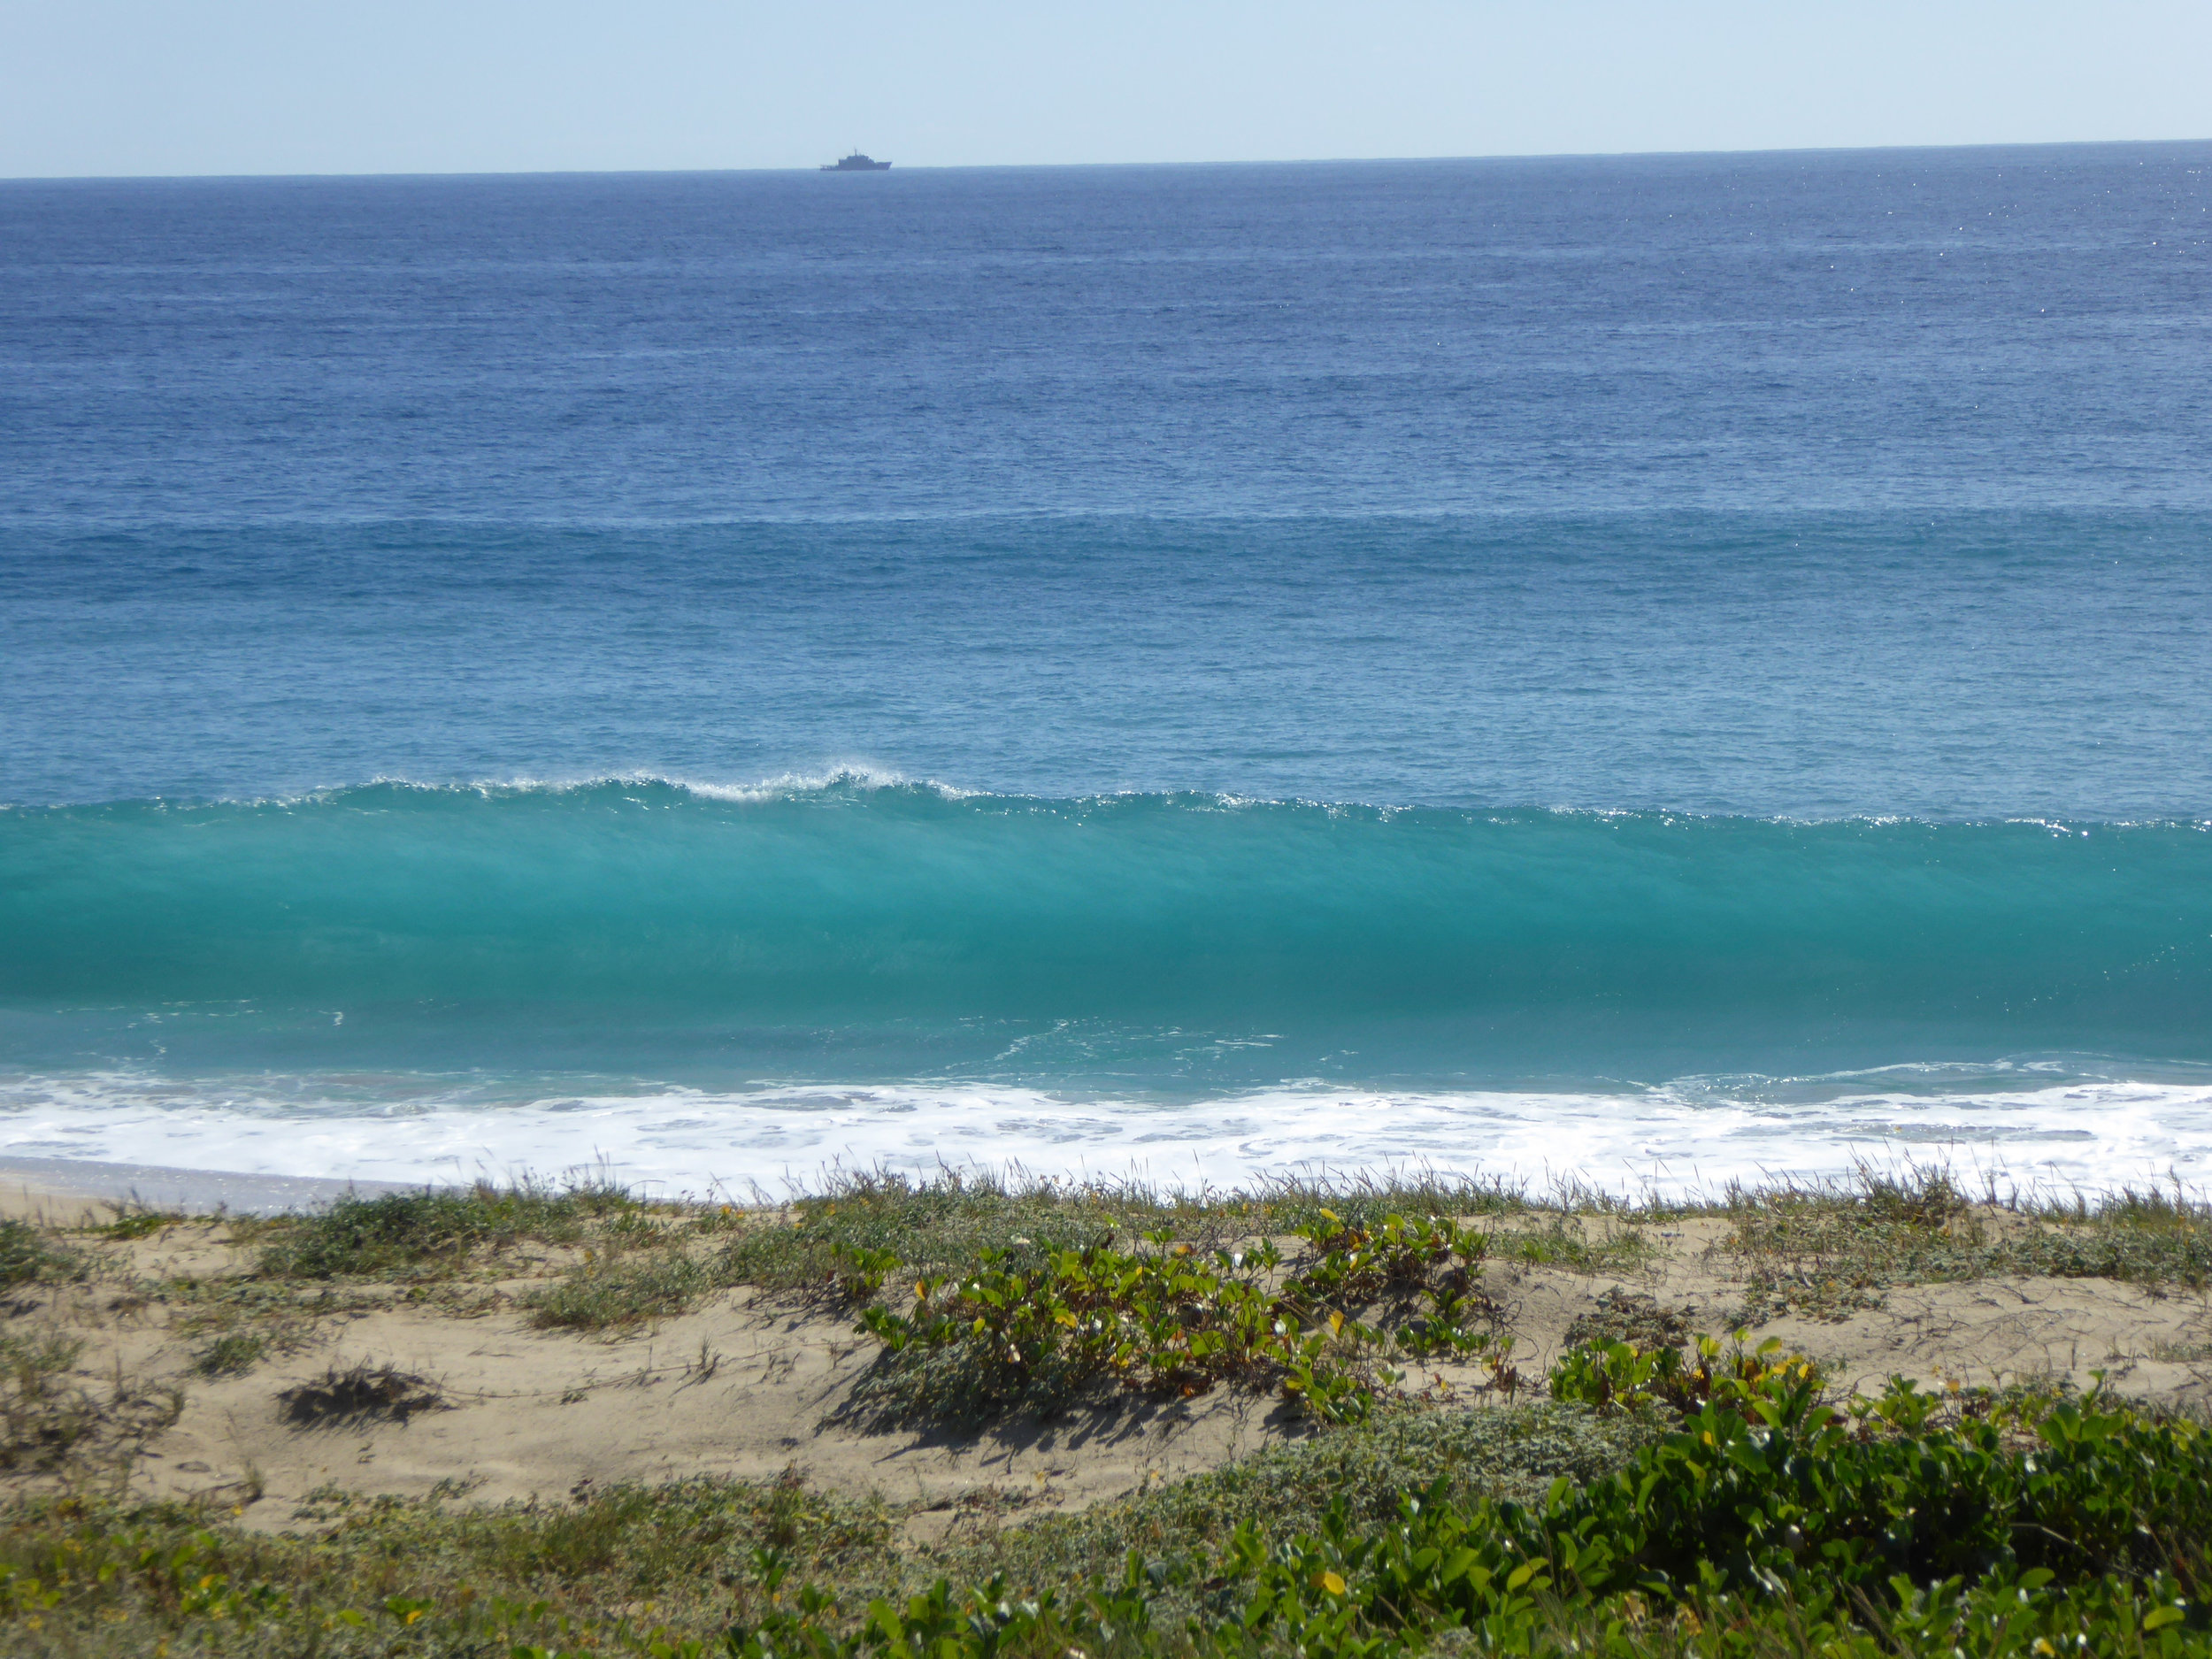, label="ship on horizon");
[821,151,891,172]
